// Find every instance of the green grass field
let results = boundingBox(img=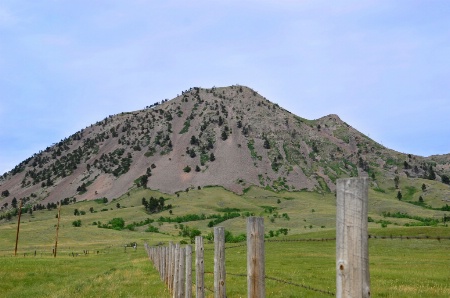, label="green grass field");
[1,185,449,297]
